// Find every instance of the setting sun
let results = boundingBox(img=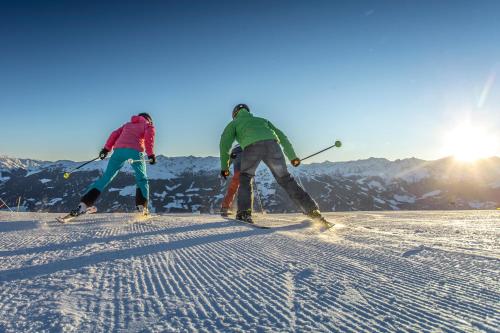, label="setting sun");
[442,122,499,161]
